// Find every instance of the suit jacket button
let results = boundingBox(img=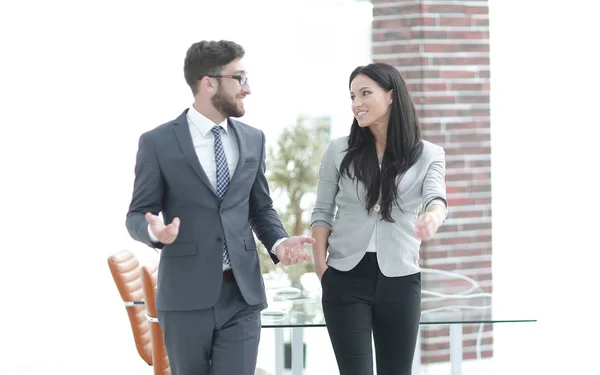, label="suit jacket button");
[374,203,381,212]
[217,237,223,242]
